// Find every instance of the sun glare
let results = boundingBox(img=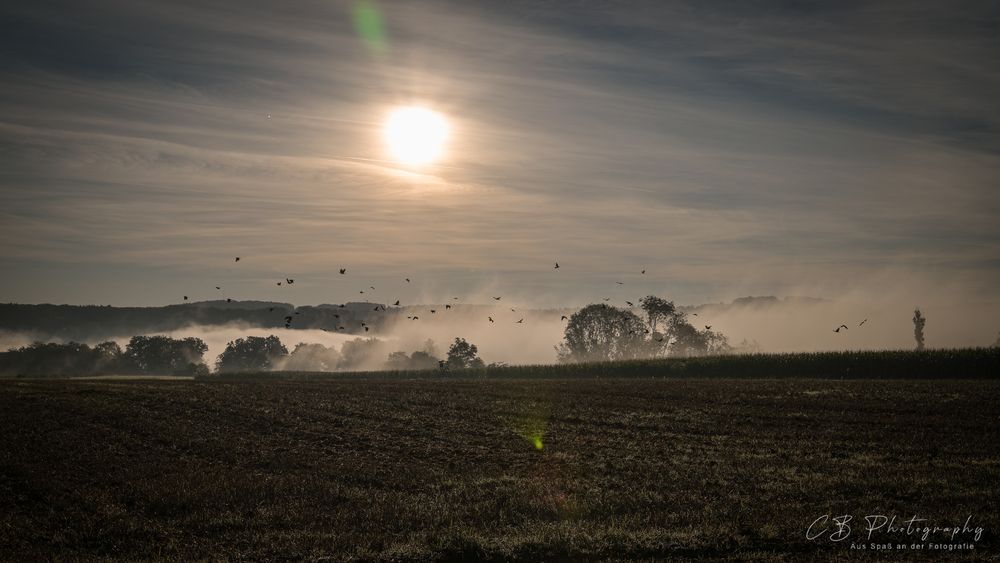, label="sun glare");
[384,106,449,165]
